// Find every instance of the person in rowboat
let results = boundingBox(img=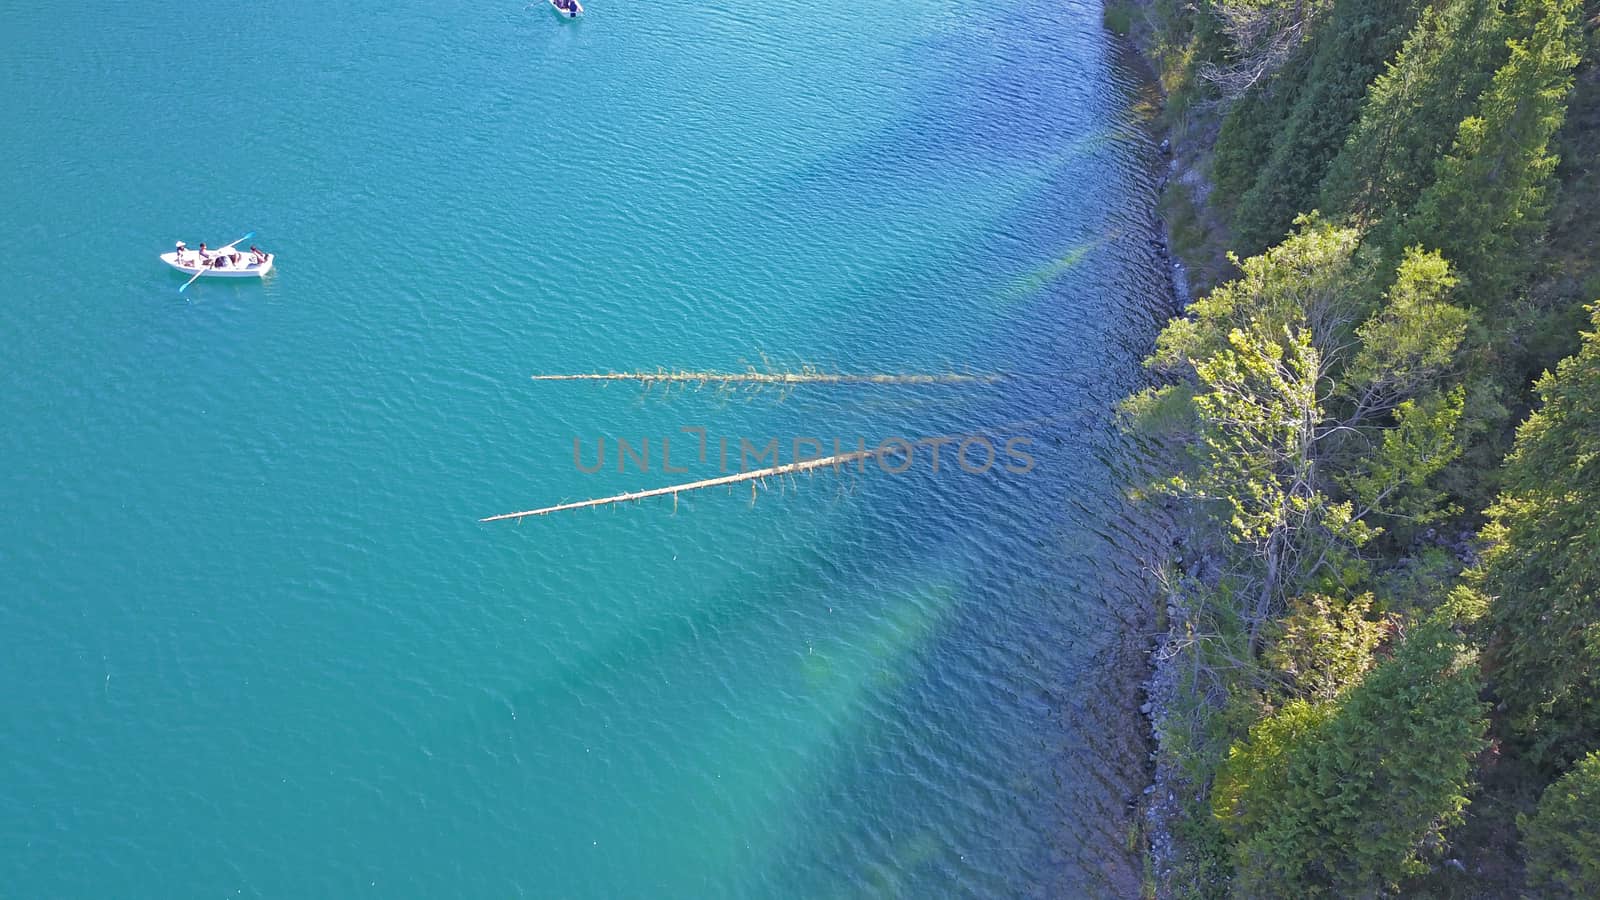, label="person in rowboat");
[205,245,238,268]
[175,241,189,265]
[249,245,268,265]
